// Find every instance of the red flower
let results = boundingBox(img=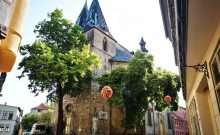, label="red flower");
[101,86,113,101]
